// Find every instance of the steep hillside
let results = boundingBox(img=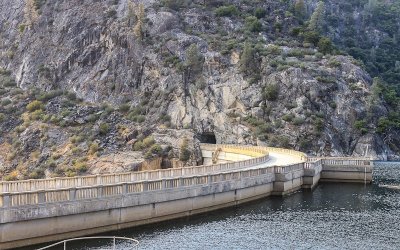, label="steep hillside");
[0,0,398,179]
